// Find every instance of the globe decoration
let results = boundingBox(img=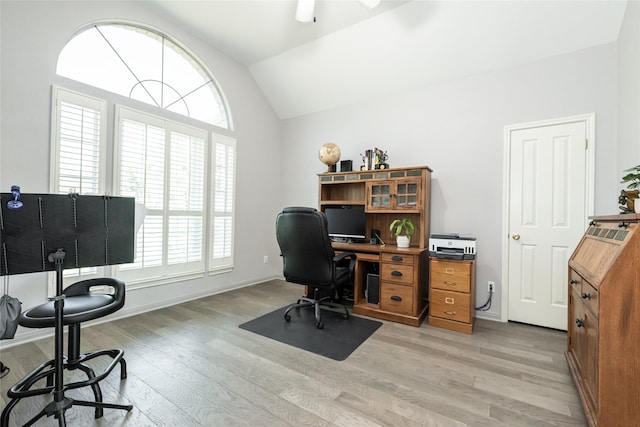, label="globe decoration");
[318,143,341,172]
